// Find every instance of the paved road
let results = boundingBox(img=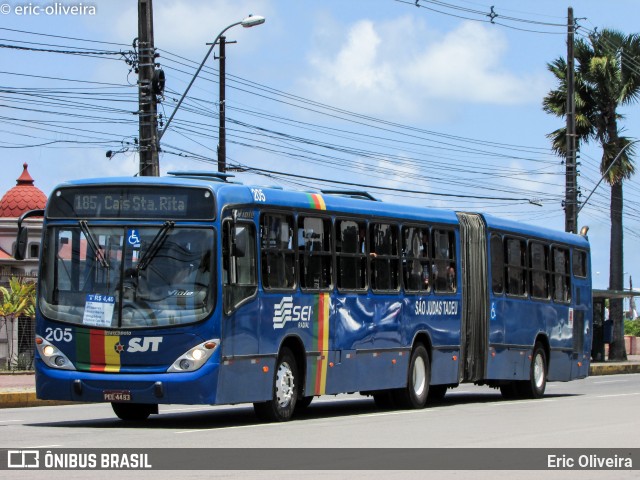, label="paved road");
[3,356,640,408]
[1,373,639,479]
